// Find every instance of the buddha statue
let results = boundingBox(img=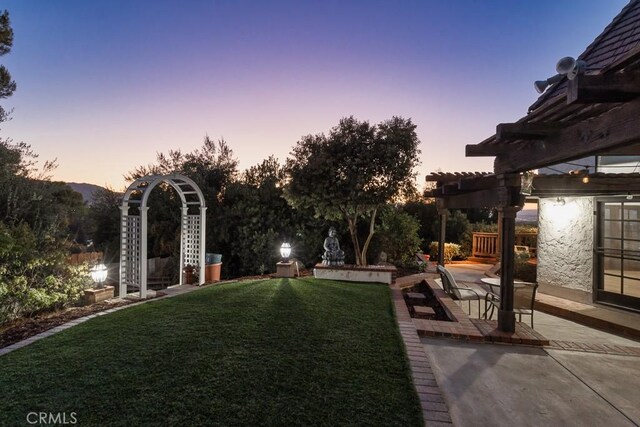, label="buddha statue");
[322,227,345,266]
